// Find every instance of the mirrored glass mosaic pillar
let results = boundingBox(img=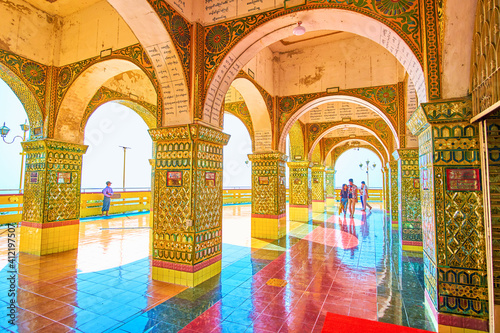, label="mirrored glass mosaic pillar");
[19,139,87,255]
[149,125,230,287]
[287,161,312,222]
[382,167,390,215]
[325,168,336,207]
[408,99,489,331]
[248,152,287,239]
[388,159,399,232]
[394,149,422,252]
[311,166,326,213]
